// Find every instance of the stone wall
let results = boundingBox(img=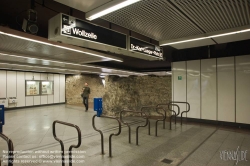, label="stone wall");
[65,75,105,104]
[103,75,172,116]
